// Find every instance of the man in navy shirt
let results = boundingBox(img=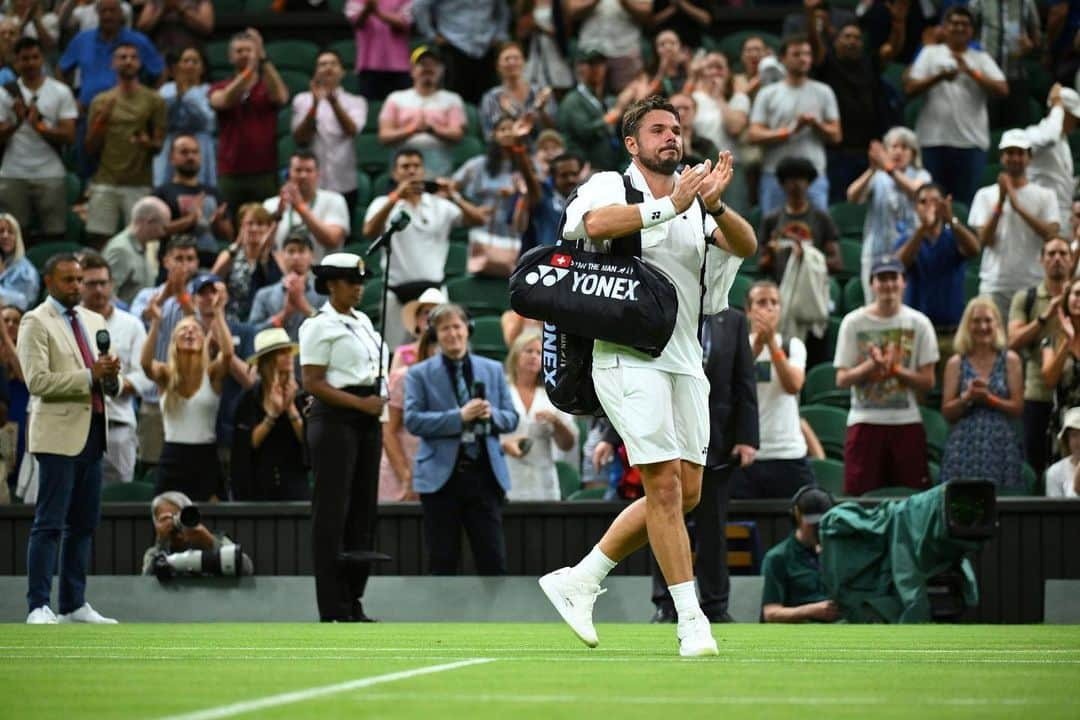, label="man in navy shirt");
[893,182,980,344]
[521,152,584,253]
